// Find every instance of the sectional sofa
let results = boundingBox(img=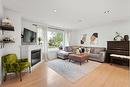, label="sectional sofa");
[57,46,106,62]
